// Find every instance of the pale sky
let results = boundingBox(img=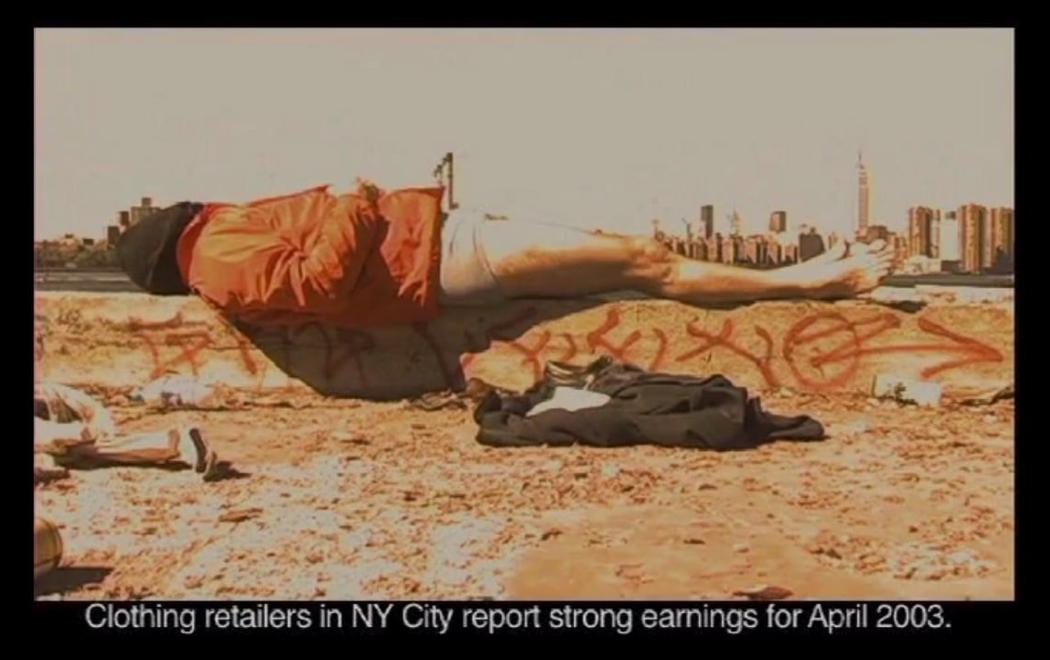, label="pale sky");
[35,28,1013,241]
